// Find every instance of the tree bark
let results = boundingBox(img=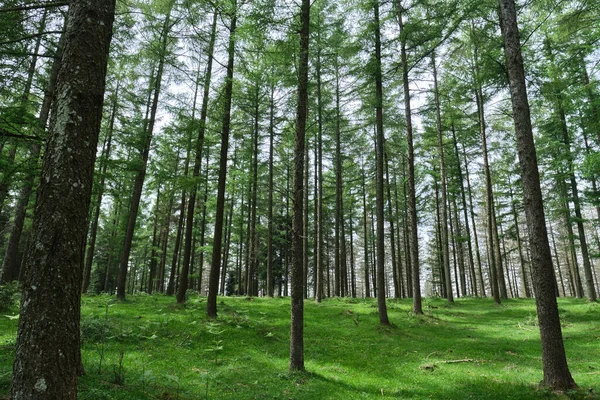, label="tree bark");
[207,6,237,318]
[373,0,390,325]
[498,0,577,390]
[289,0,309,372]
[11,1,115,398]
